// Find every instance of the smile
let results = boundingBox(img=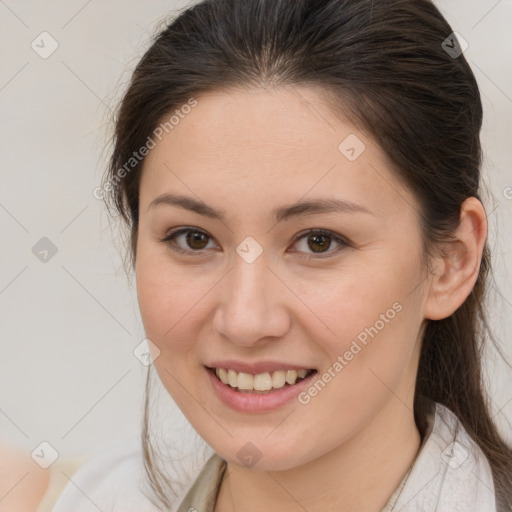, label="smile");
[205,365,318,412]
[210,367,316,393]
